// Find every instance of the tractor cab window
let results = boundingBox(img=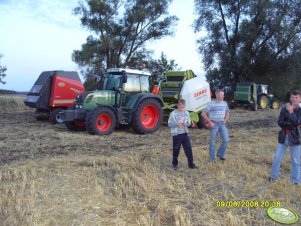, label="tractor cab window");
[257,85,268,94]
[104,74,121,91]
[140,76,150,92]
[124,74,141,92]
